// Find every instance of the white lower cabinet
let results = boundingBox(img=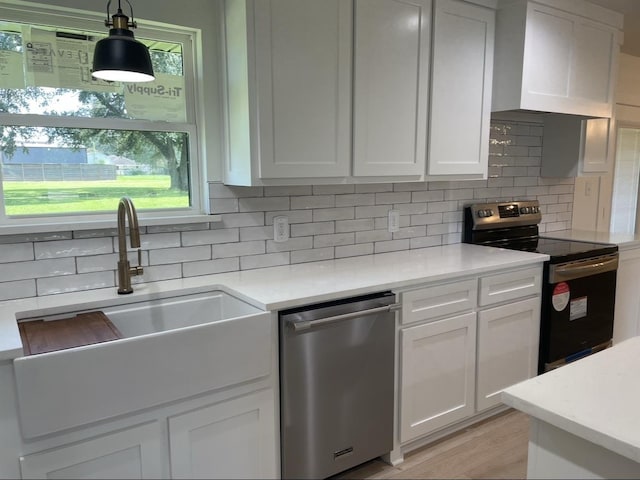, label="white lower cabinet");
[18,388,277,480]
[168,389,277,479]
[20,422,164,479]
[400,312,477,443]
[398,266,543,447]
[476,297,541,412]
